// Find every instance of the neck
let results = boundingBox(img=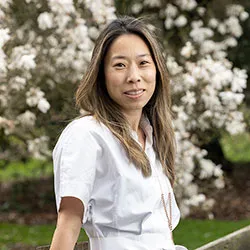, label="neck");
[122,110,143,132]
